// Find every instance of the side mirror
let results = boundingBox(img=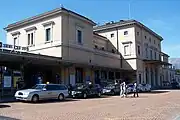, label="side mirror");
[42,88,46,91]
